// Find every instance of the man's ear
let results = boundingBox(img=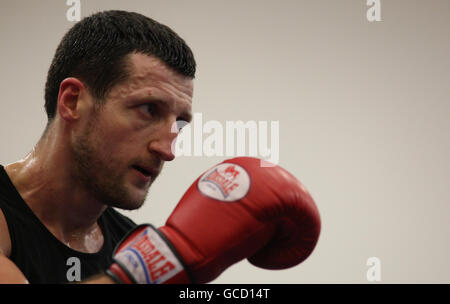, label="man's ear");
[56,77,88,122]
